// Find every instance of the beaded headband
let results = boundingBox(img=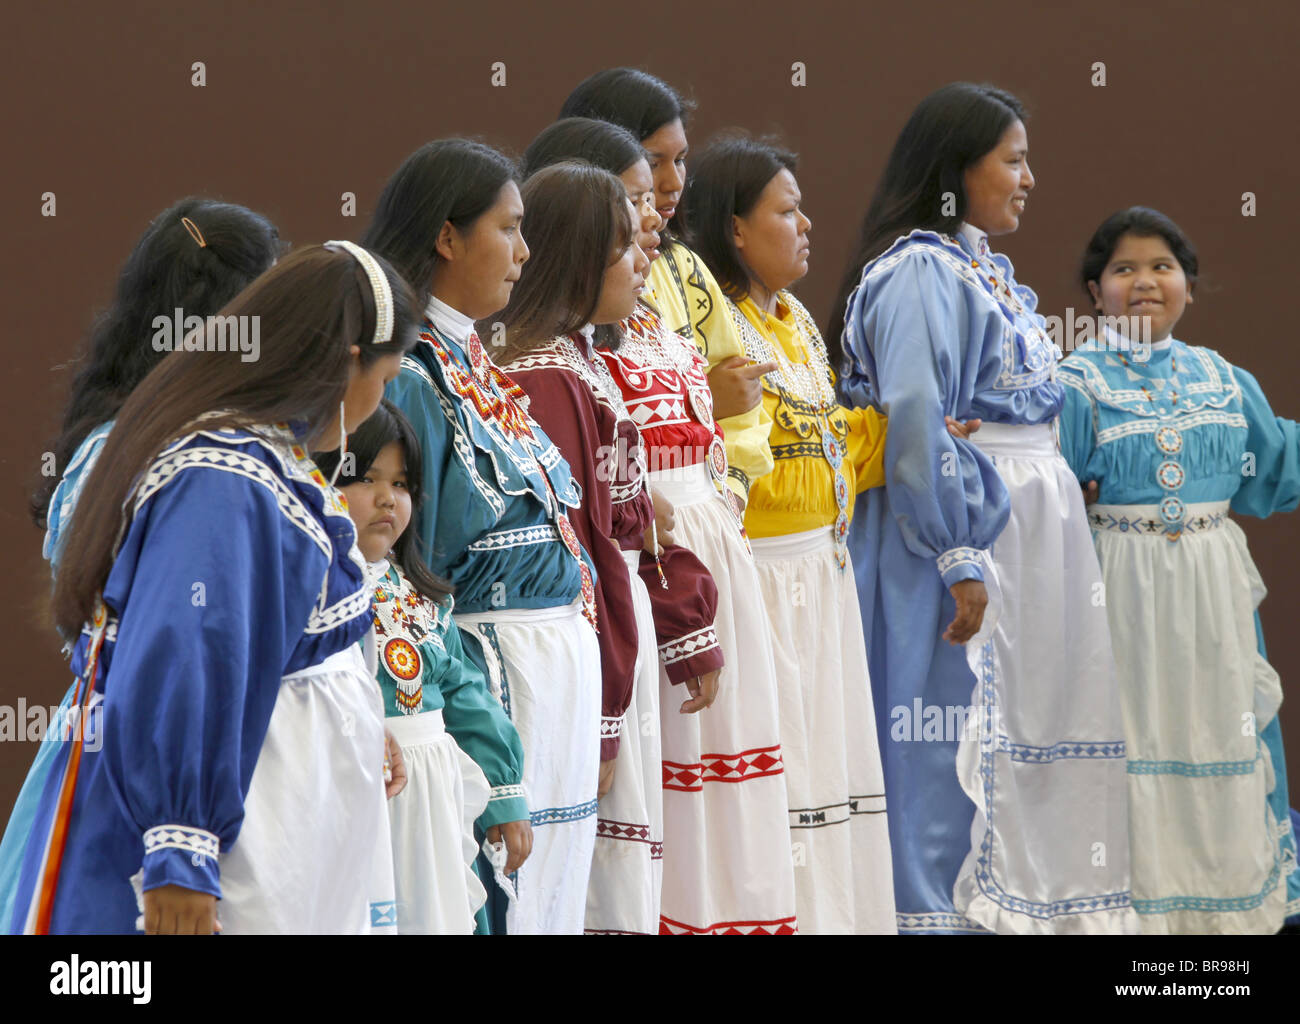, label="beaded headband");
[325,240,394,346]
